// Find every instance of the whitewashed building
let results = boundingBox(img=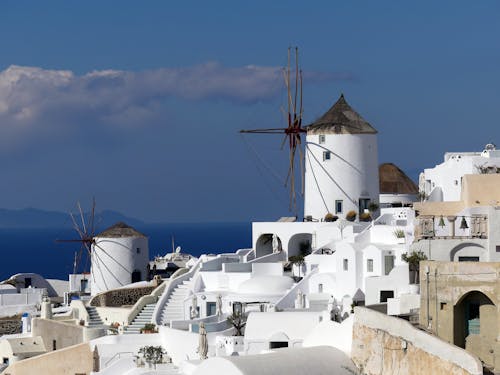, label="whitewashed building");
[90,222,149,296]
